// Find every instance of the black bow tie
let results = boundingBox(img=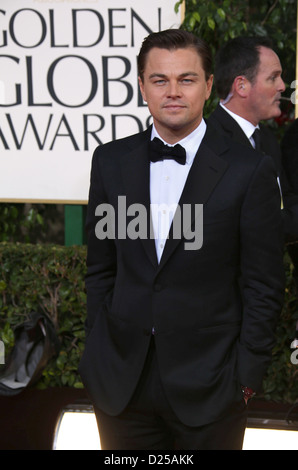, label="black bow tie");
[149,137,186,165]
